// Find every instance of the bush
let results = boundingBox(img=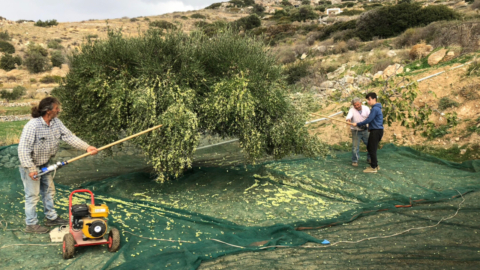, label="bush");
[302,0,311,4]
[333,41,348,54]
[347,37,361,50]
[277,50,297,64]
[356,3,459,41]
[24,43,50,73]
[0,30,10,41]
[52,29,328,181]
[0,41,15,54]
[252,4,266,16]
[281,0,293,6]
[232,14,261,30]
[206,3,222,9]
[180,16,188,20]
[86,34,99,39]
[290,6,319,22]
[149,20,177,30]
[34,19,58,27]
[315,6,326,12]
[51,50,65,68]
[339,9,363,16]
[316,20,356,41]
[0,85,26,101]
[47,39,63,49]
[0,54,22,71]
[284,61,311,84]
[144,17,151,21]
[190,13,206,19]
[40,75,62,84]
[438,97,459,110]
[30,78,37,83]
